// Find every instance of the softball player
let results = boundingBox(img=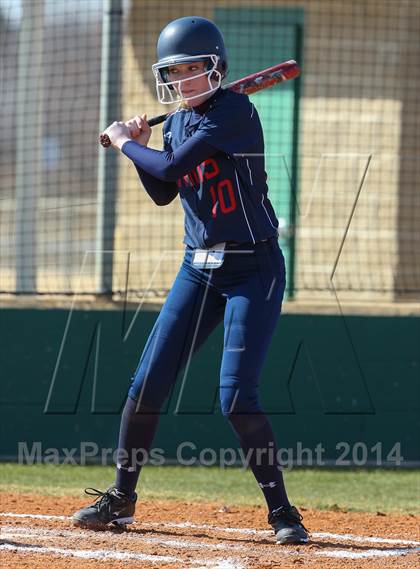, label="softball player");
[73,16,308,545]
